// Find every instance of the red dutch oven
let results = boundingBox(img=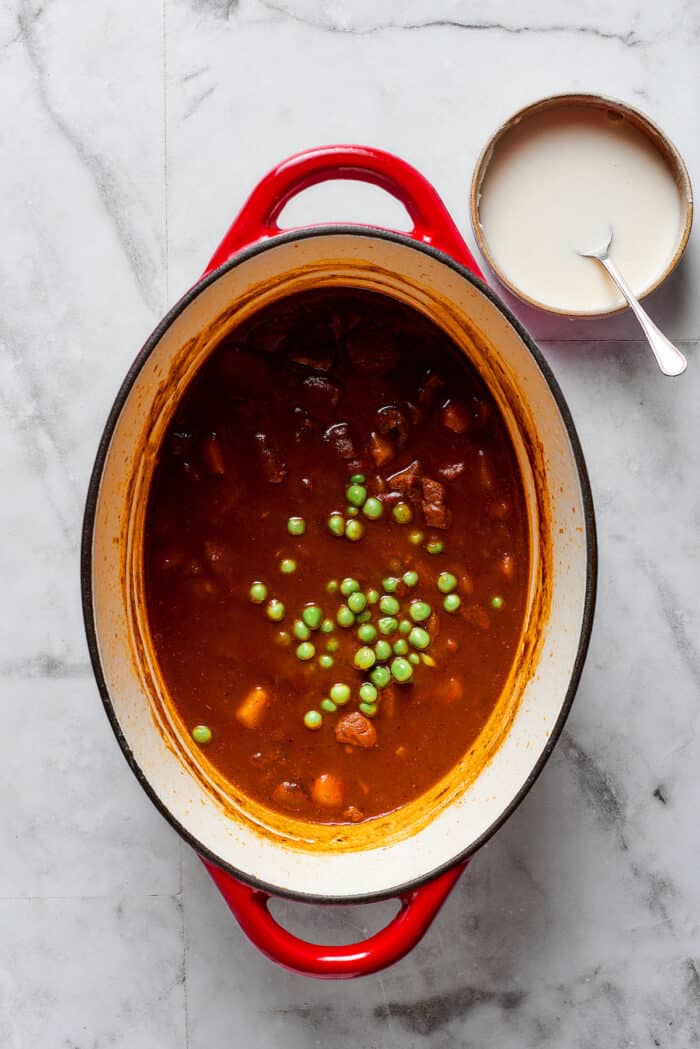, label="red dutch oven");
[82,145,596,979]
